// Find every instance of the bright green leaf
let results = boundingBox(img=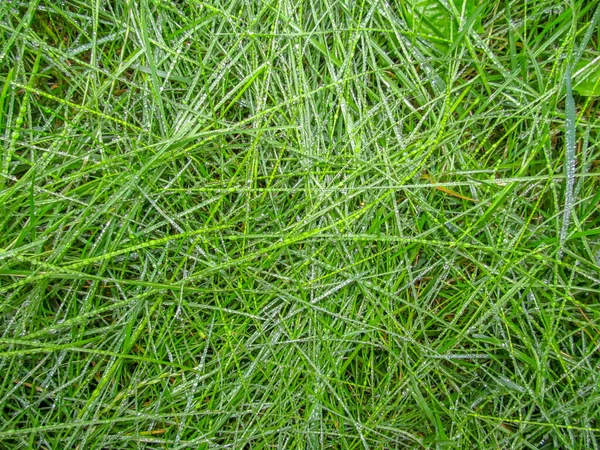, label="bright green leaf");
[573,59,600,97]
[402,0,483,49]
